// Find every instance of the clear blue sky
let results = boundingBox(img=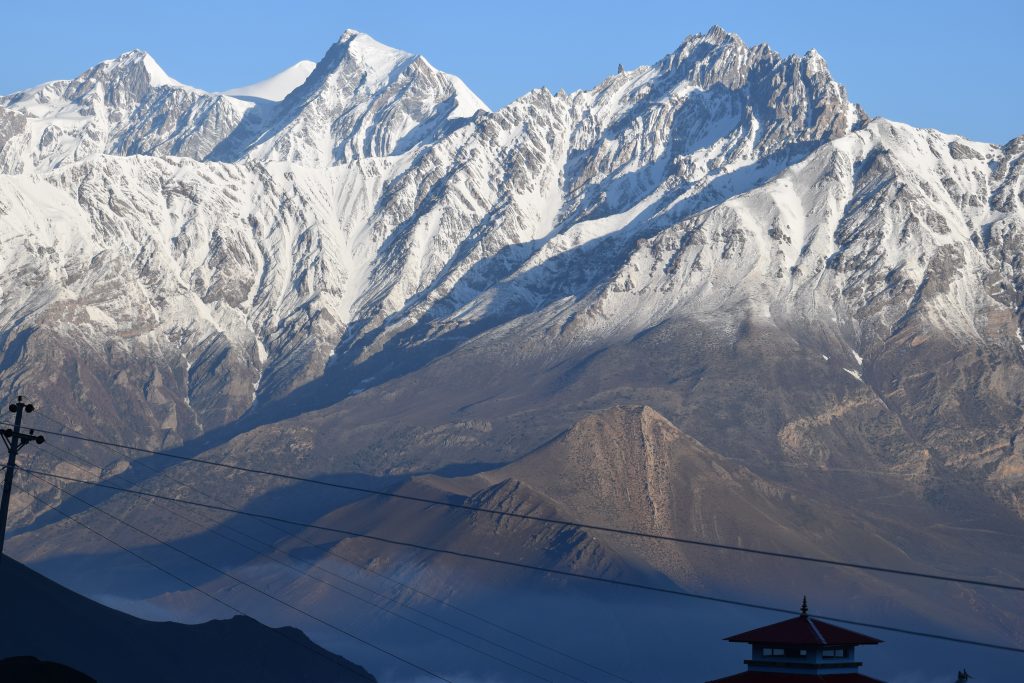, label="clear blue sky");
[3,0,1021,143]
